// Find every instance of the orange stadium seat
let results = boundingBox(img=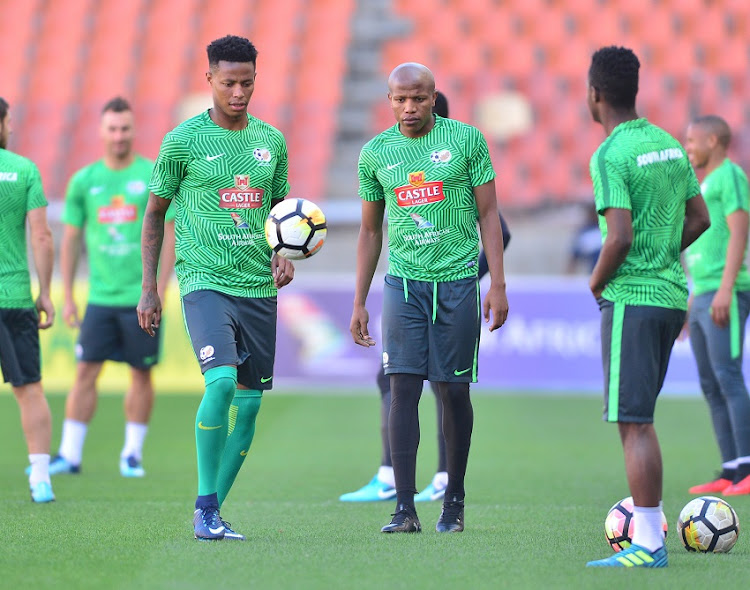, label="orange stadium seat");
[79,0,143,99]
[0,0,42,106]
